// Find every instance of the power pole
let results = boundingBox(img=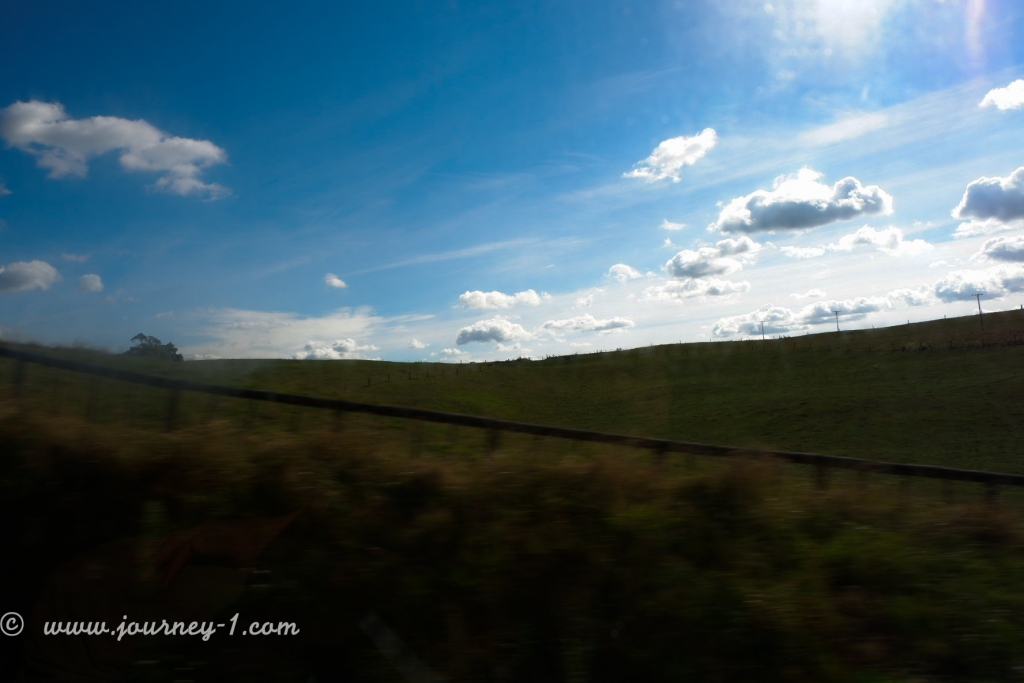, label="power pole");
[975,293,984,332]
[832,310,840,335]
[760,321,765,341]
